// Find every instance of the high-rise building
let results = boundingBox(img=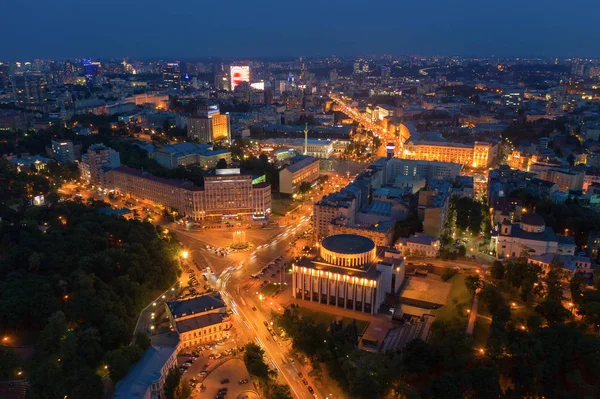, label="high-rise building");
[82,59,101,82]
[230,65,250,91]
[162,62,181,88]
[80,144,121,187]
[12,73,47,107]
[186,104,231,143]
[0,63,10,90]
[51,140,75,163]
[381,66,391,84]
